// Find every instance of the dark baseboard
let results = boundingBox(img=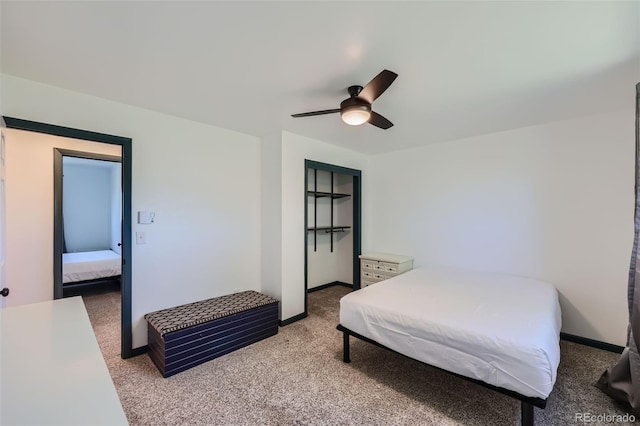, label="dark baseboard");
[127,345,149,358]
[307,281,353,293]
[279,312,307,326]
[560,332,624,354]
